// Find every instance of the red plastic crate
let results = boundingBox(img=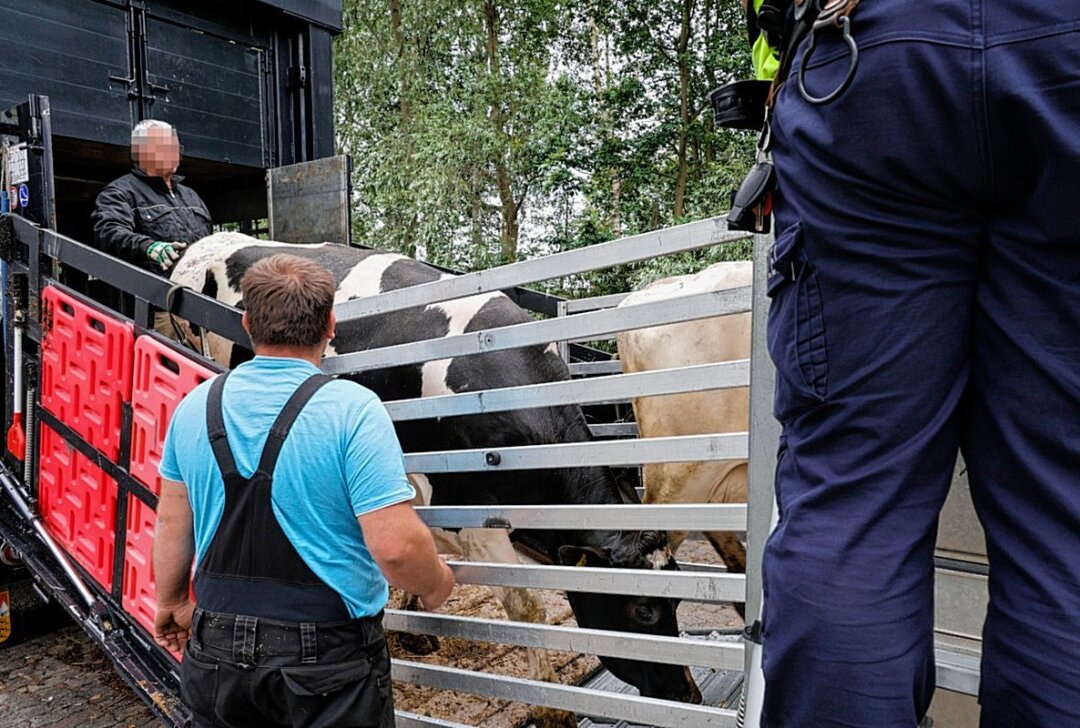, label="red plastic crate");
[122,495,158,635]
[40,286,134,461]
[129,336,215,495]
[37,424,117,591]
[122,495,188,661]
